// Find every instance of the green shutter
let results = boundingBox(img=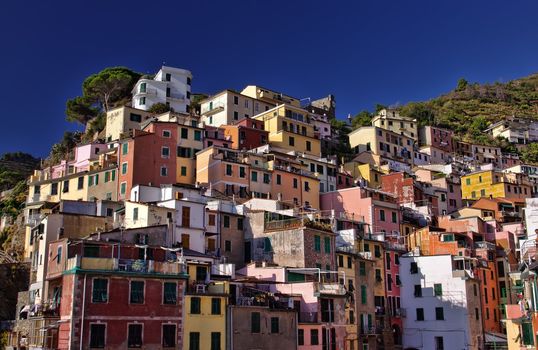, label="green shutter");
[522,322,534,345]
[105,172,110,182]
[111,170,116,181]
[361,285,367,304]
[324,237,331,253]
[434,284,443,296]
[314,236,321,252]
